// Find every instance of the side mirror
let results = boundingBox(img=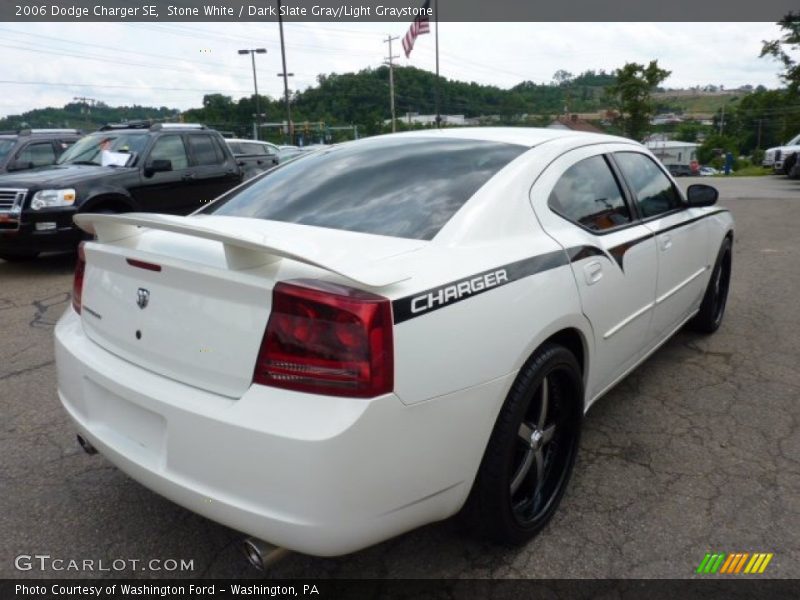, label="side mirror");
[143,159,172,177]
[687,184,718,207]
[6,159,33,172]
